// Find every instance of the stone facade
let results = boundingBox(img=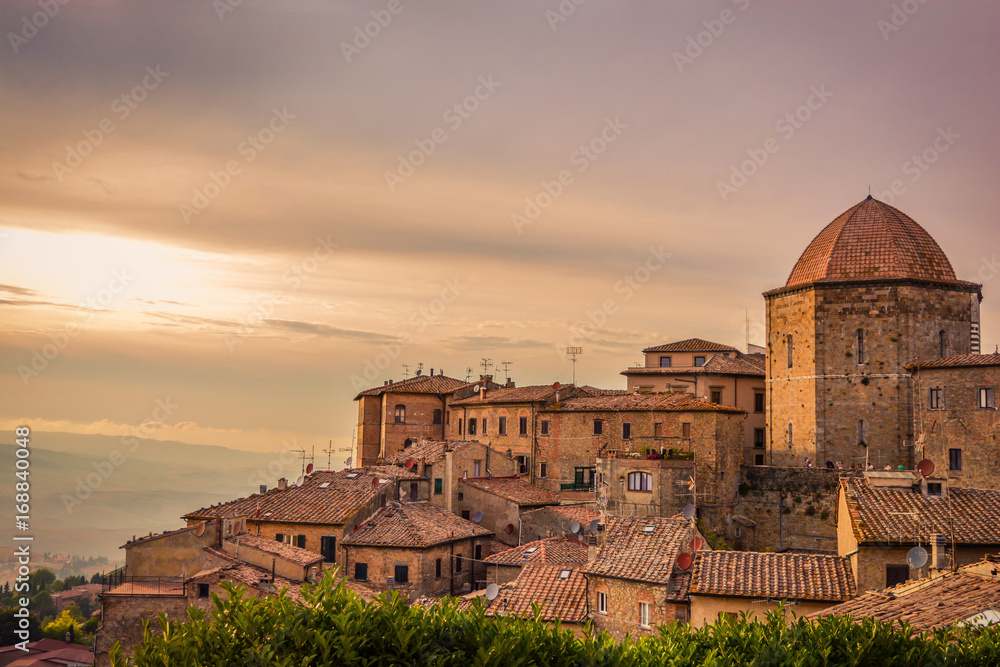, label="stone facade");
[735,466,842,552]
[688,595,830,628]
[343,538,490,597]
[123,522,221,577]
[587,576,687,638]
